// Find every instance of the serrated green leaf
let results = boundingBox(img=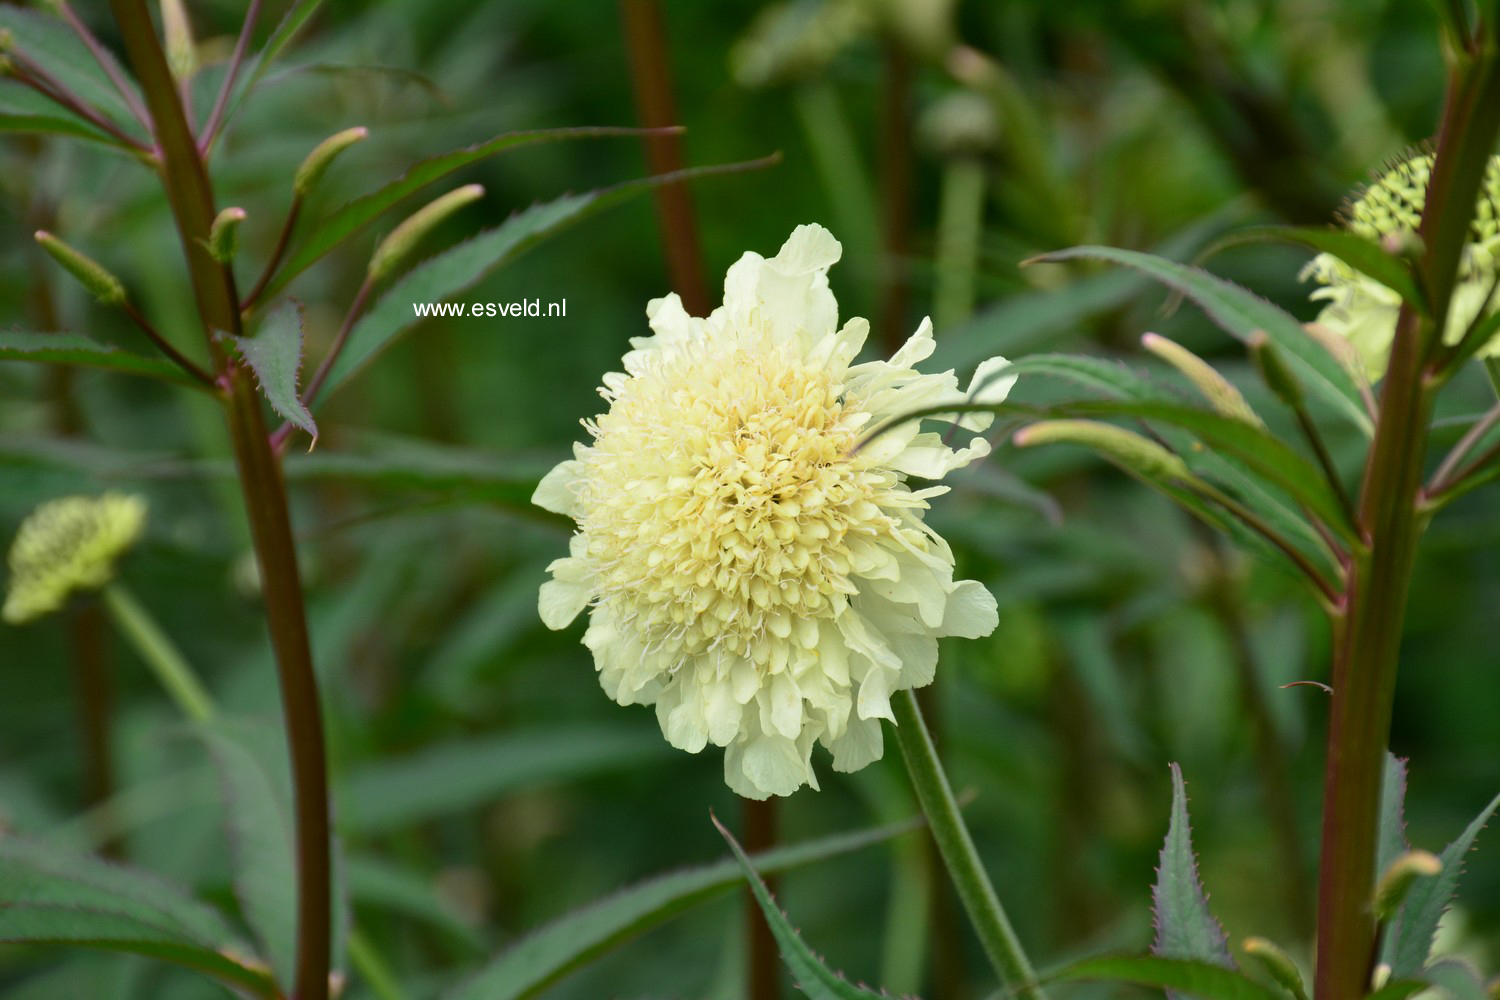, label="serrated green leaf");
[259,127,663,304]
[228,300,318,441]
[1378,754,1411,884]
[1207,226,1426,315]
[0,331,201,388]
[339,726,668,835]
[1385,786,1500,977]
[1050,955,1282,1000]
[319,159,772,399]
[0,837,275,997]
[445,817,918,1000]
[197,724,299,992]
[0,9,144,135]
[1154,764,1234,981]
[1033,246,1373,435]
[714,814,896,1000]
